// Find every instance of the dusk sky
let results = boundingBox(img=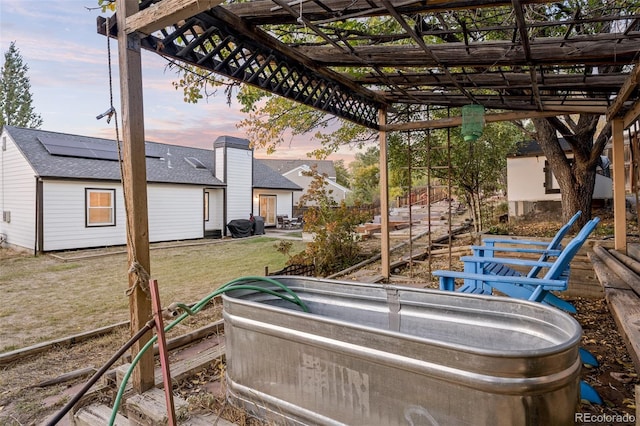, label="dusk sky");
[0,0,361,163]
